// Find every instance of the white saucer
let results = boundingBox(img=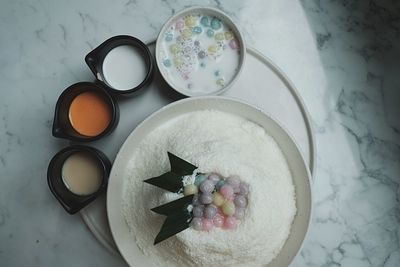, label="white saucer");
[80,40,315,256]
